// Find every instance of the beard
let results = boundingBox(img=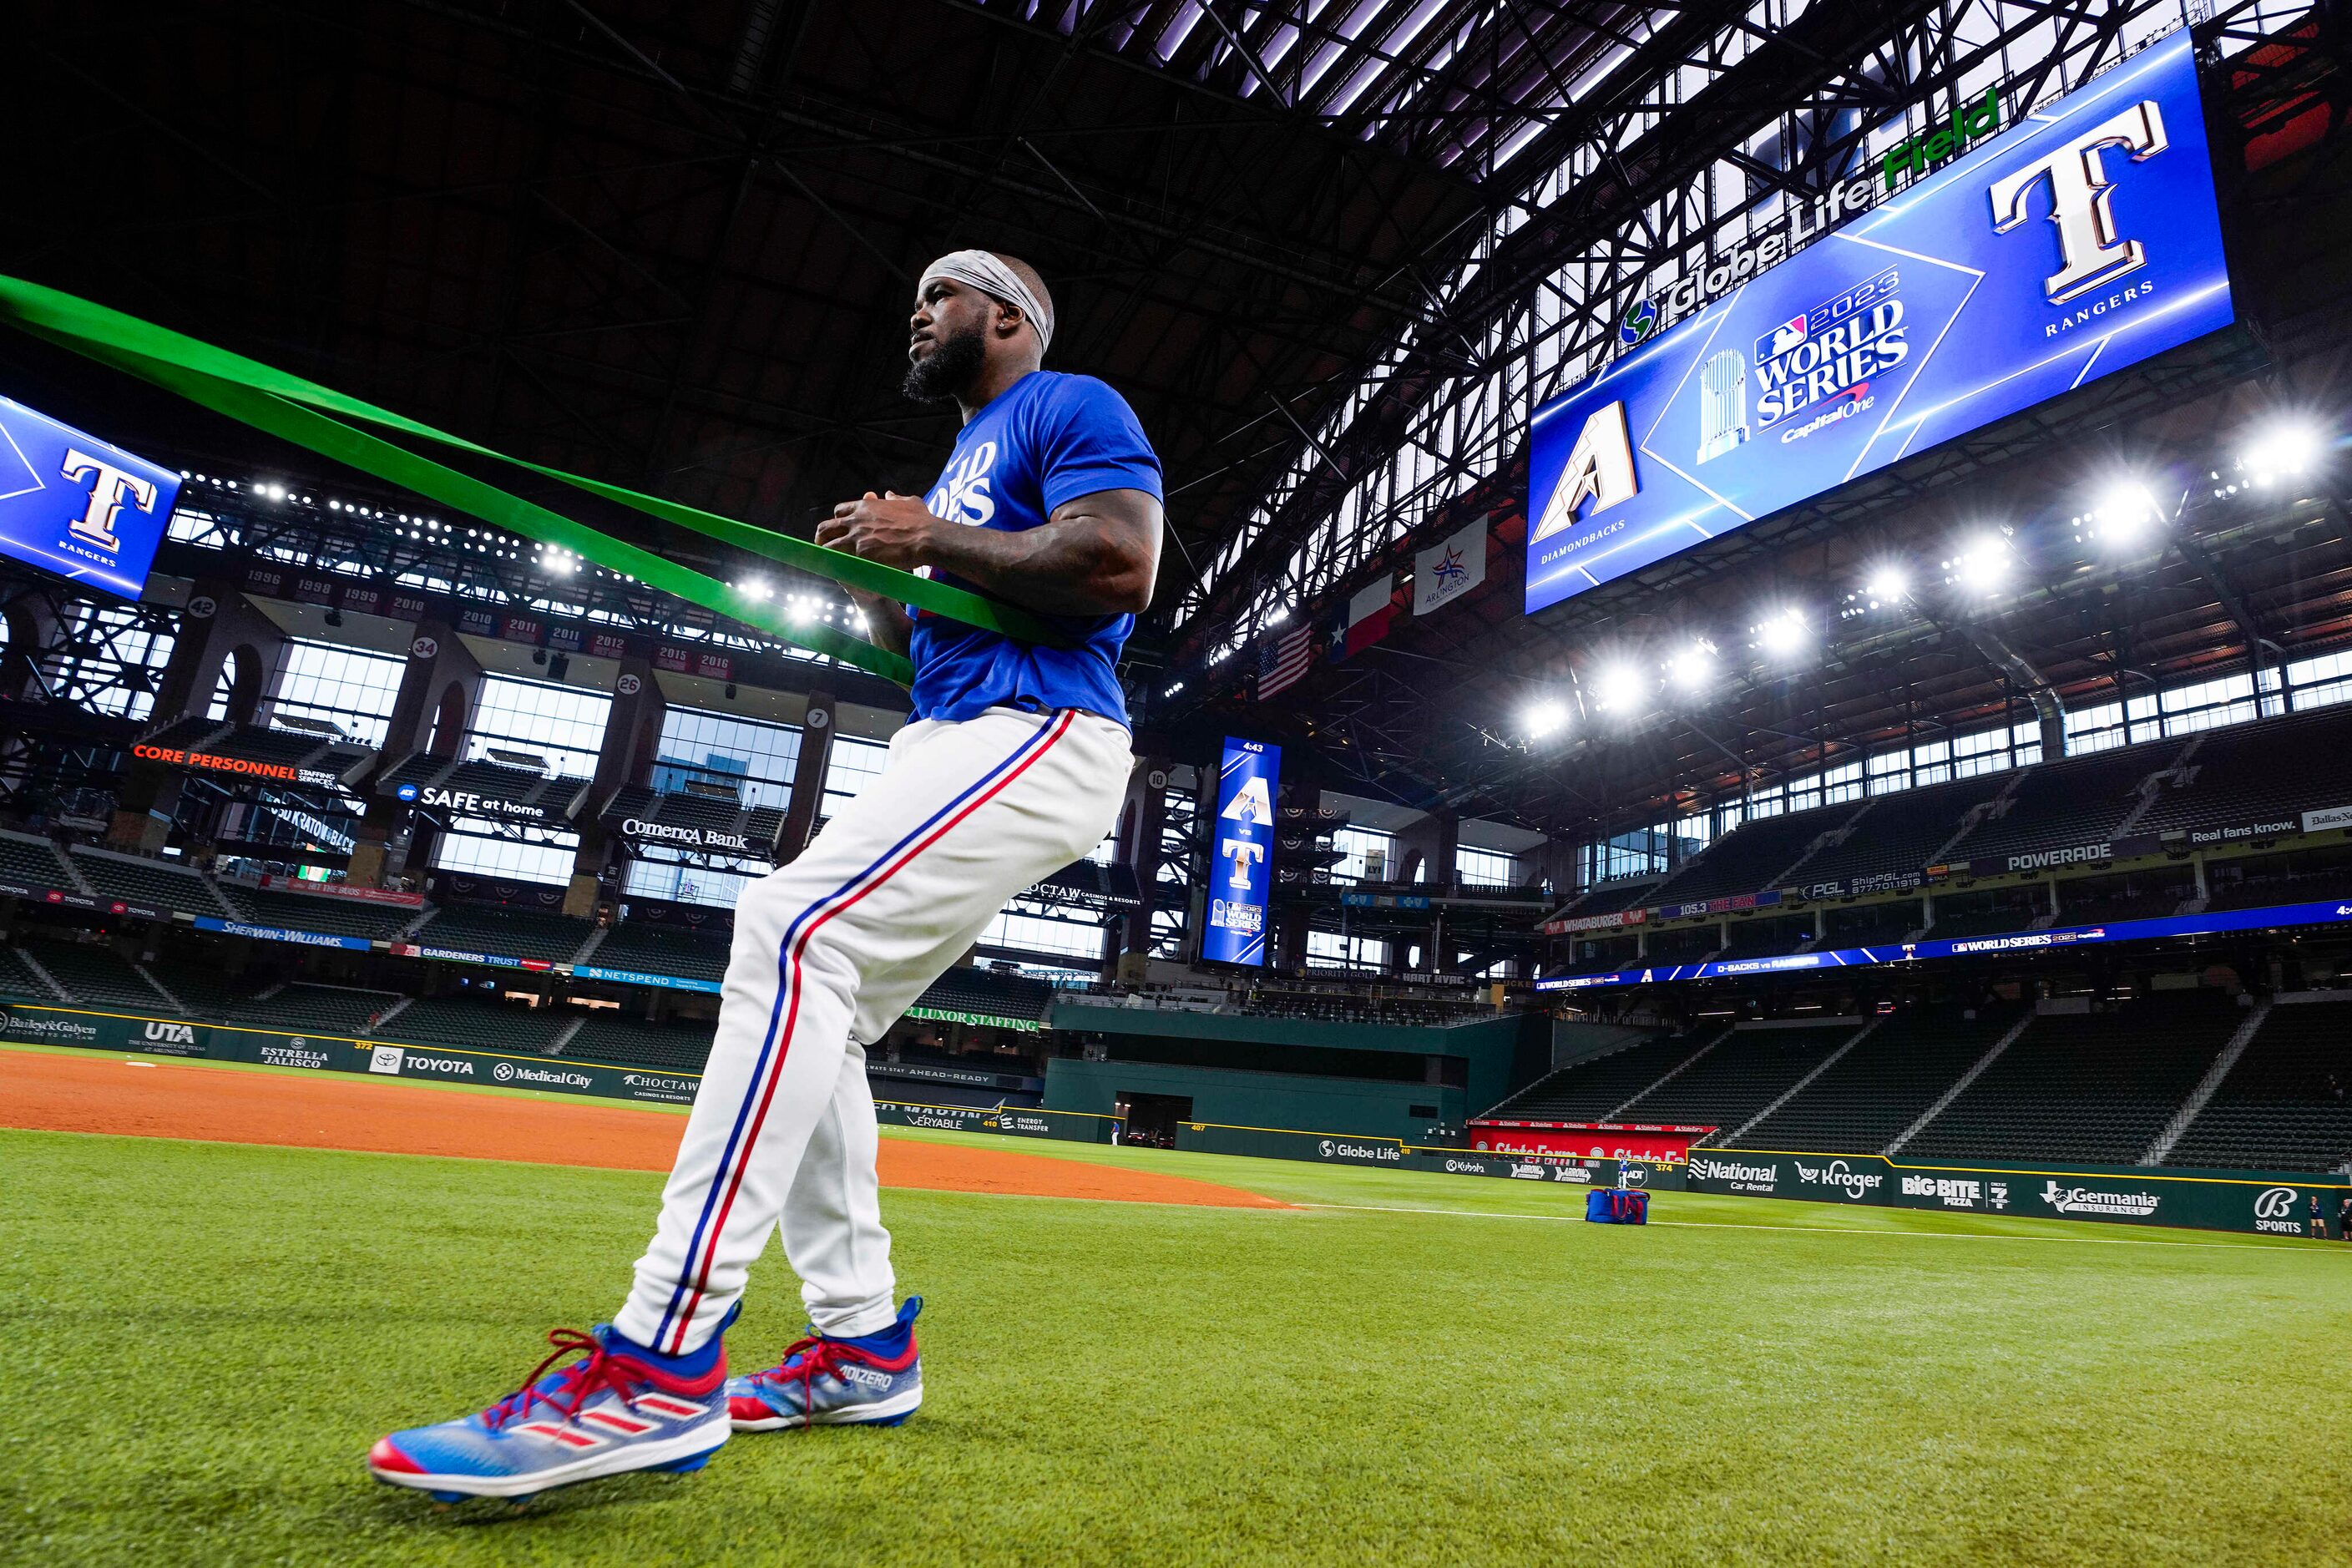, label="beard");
[902,321,987,402]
